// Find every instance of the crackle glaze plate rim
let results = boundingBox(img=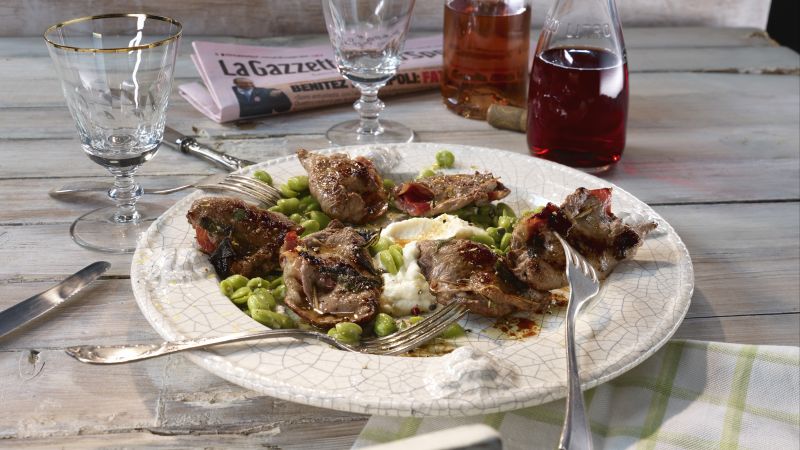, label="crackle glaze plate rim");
[131,143,693,417]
